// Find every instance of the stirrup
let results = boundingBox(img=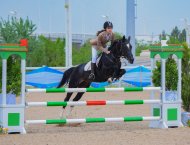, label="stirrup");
[89,73,95,80]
